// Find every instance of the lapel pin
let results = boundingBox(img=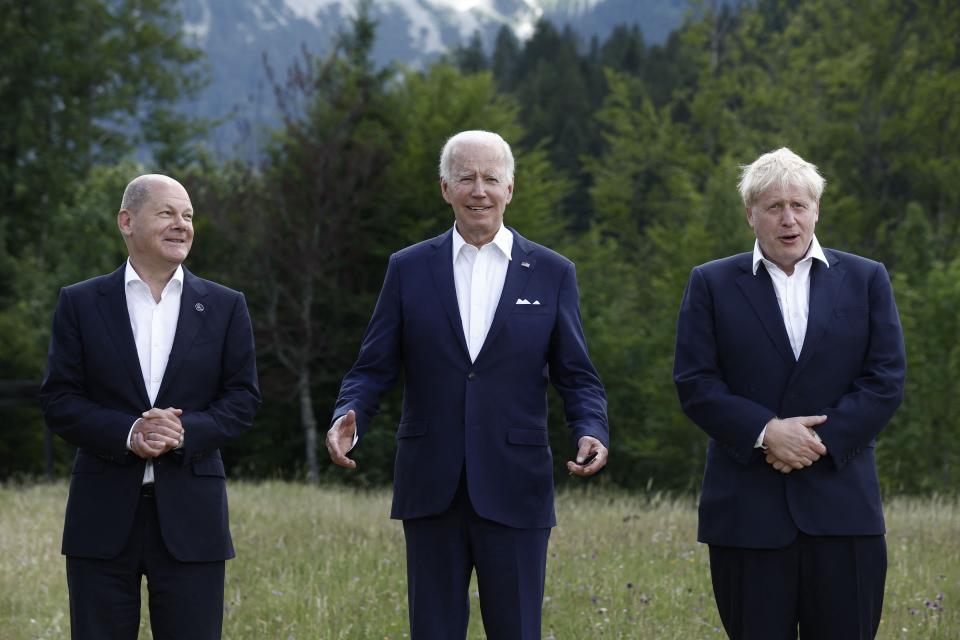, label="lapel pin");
[195,303,205,312]
[521,261,530,268]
